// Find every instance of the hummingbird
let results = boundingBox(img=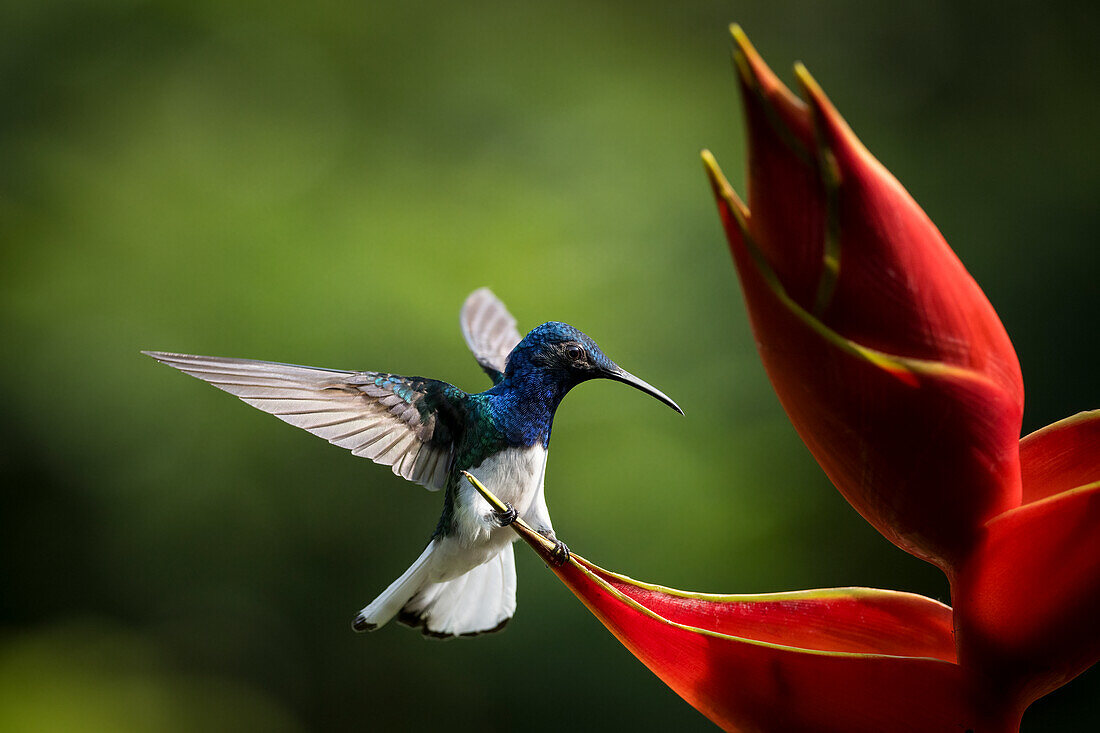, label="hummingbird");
[144,288,681,638]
